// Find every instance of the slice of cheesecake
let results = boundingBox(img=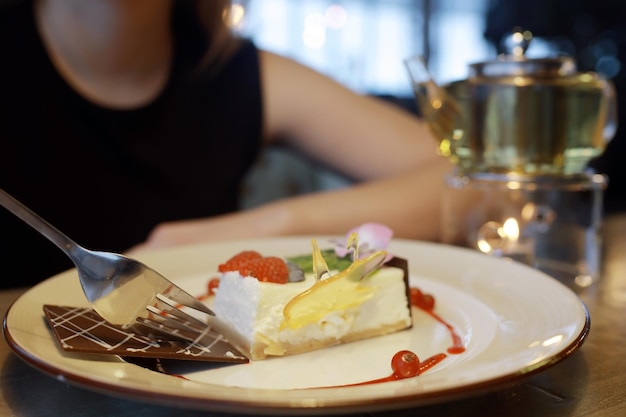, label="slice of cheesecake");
[211,240,412,361]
